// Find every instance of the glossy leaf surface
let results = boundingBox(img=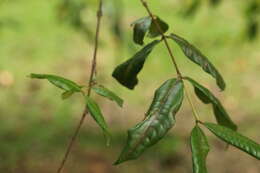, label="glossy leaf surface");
[85,96,110,144]
[168,33,225,90]
[131,16,152,45]
[190,125,209,173]
[185,77,237,131]
[204,123,260,160]
[114,78,184,164]
[112,40,160,89]
[92,85,124,107]
[30,73,82,92]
